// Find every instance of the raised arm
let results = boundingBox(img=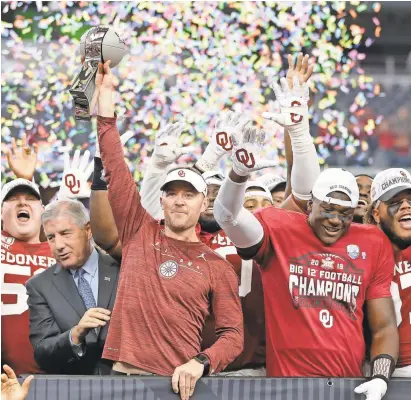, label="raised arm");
[140,122,188,220]
[194,112,249,173]
[263,54,319,211]
[284,54,313,199]
[214,126,276,259]
[2,133,38,181]
[97,61,152,246]
[89,131,134,260]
